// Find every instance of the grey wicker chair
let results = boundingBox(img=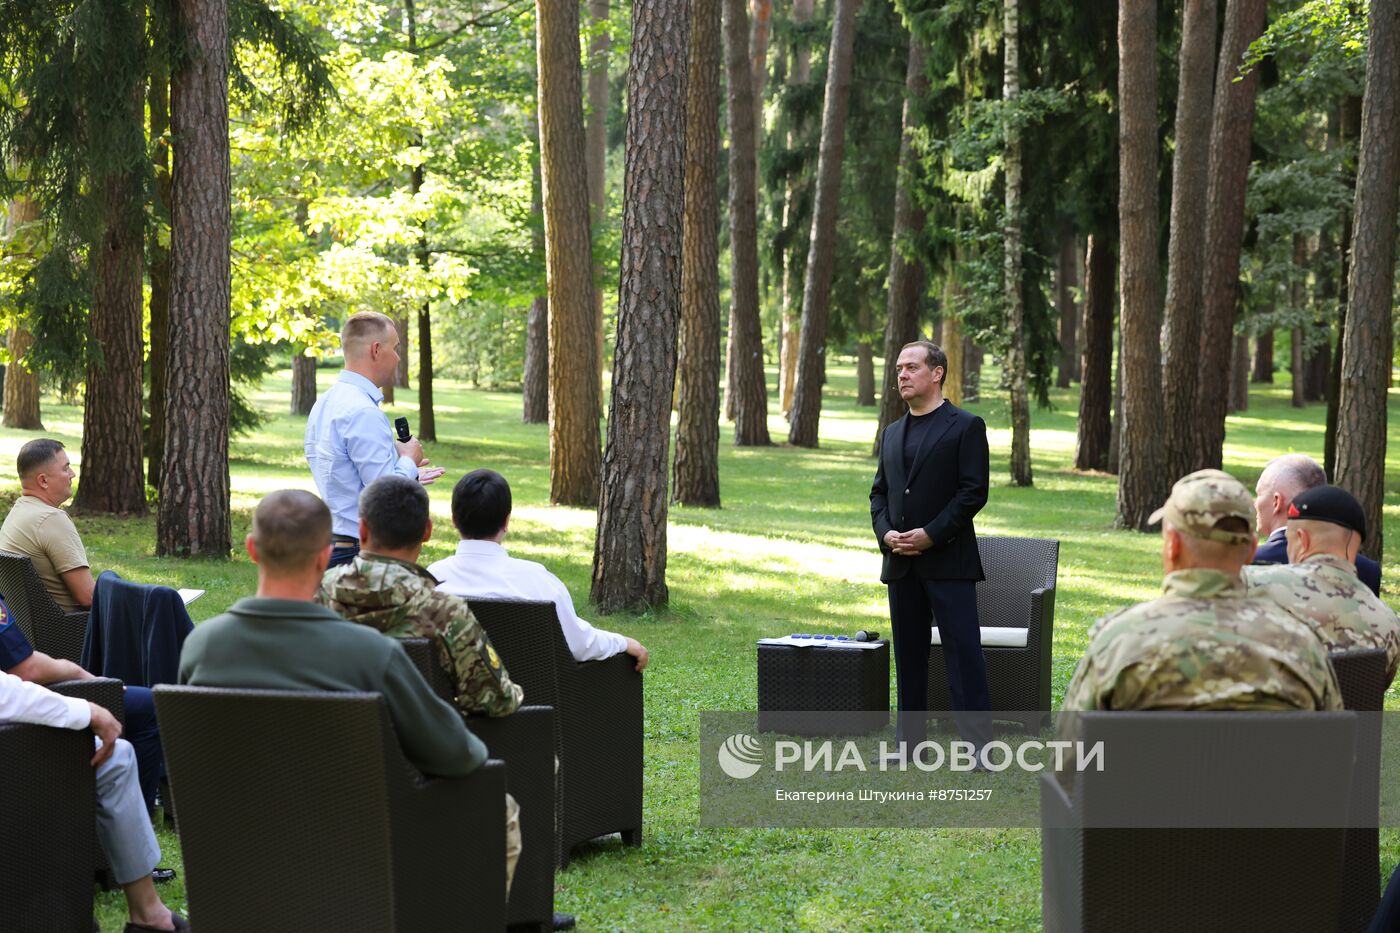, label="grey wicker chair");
[1041,711,1356,933]
[467,598,643,867]
[927,535,1058,730]
[50,677,126,892]
[1330,647,1389,933]
[0,549,89,663]
[153,686,507,933]
[400,636,558,931]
